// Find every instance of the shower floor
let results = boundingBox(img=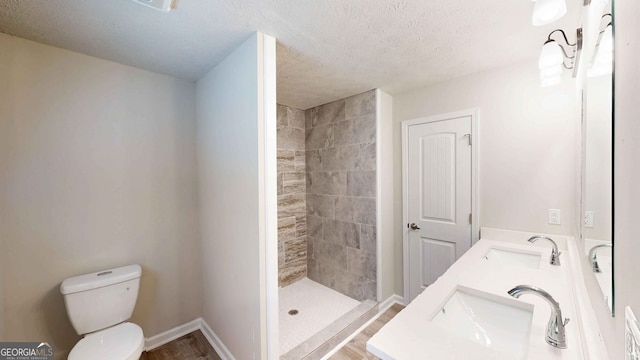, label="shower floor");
[279,277,360,355]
